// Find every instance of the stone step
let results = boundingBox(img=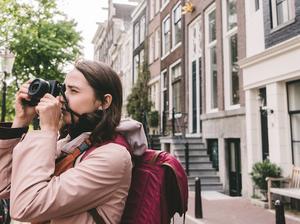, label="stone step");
[187,176,220,184]
[187,168,217,176]
[175,150,208,156]
[189,183,223,191]
[181,161,212,169]
[177,155,210,163]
